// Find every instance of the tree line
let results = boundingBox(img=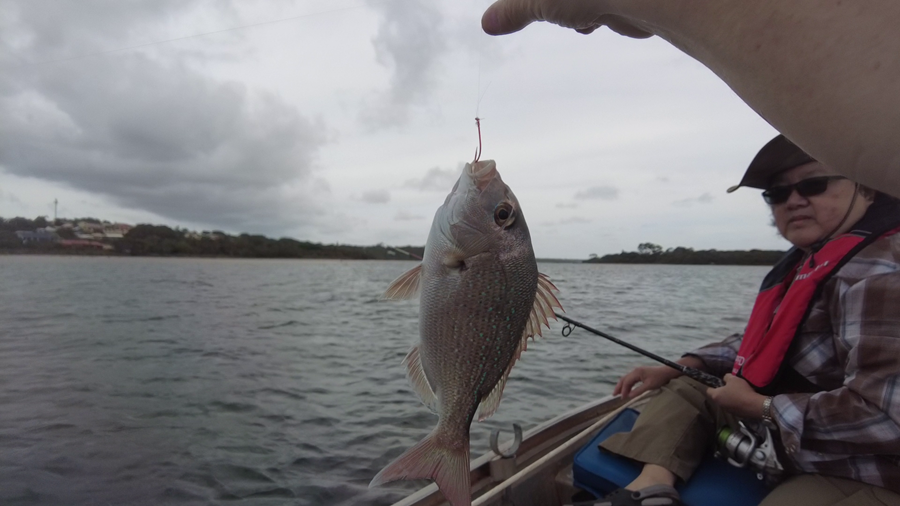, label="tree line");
[120,225,426,259]
[0,217,424,260]
[585,242,786,265]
